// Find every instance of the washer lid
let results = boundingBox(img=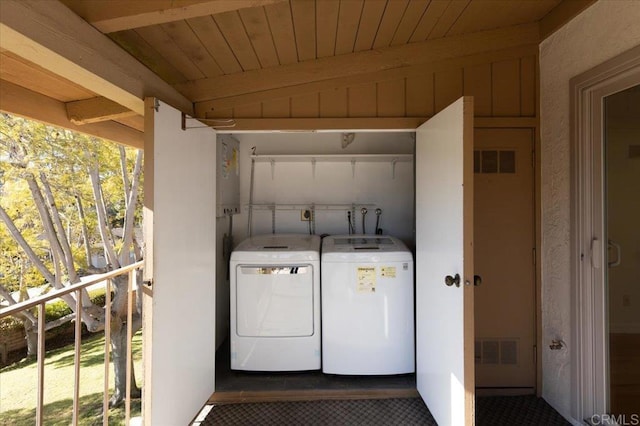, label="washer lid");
[231,234,321,261]
[322,234,409,253]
